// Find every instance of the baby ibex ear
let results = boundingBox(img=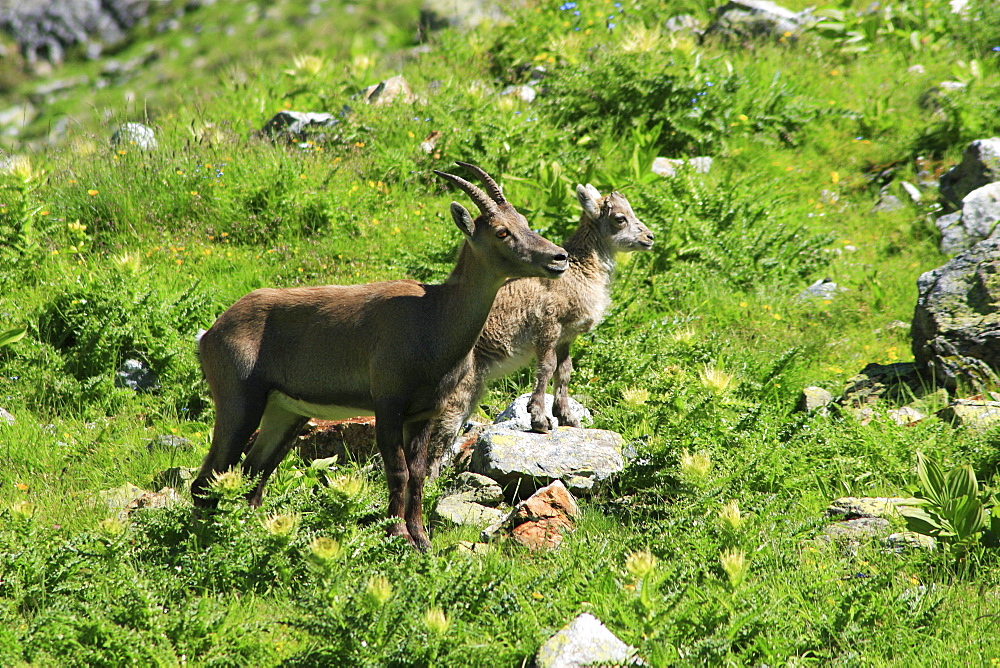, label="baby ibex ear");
[450,202,476,237]
[576,184,602,220]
